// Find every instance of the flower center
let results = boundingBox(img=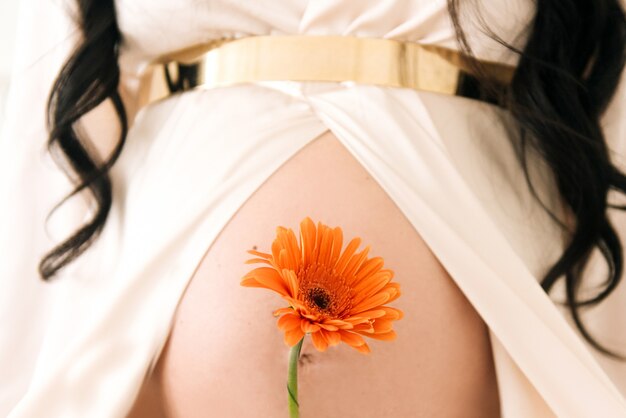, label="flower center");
[308,287,331,310]
[297,263,353,318]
